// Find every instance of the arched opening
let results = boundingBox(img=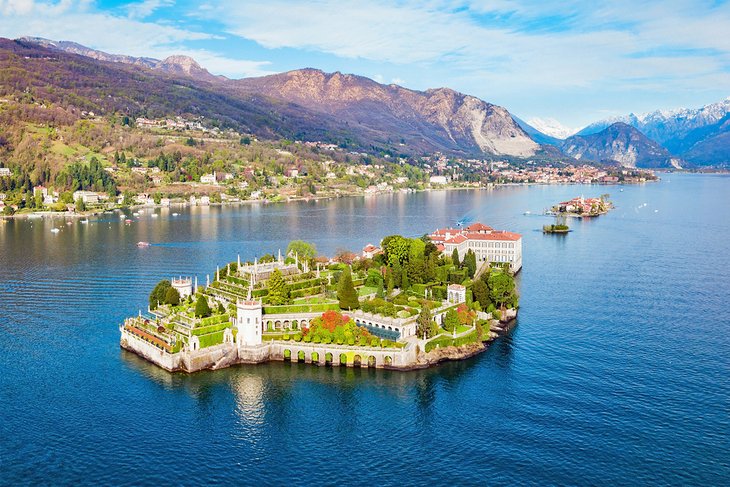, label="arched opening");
[283,320,290,329]
[283,349,291,361]
[275,320,282,330]
[353,355,362,367]
[297,350,305,362]
[311,351,320,364]
[300,320,308,328]
[384,356,393,366]
[368,355,376,367]
[292,320,298,330]
[325,352,333,365]
[339,353,348,366]
[267,321,274,331]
